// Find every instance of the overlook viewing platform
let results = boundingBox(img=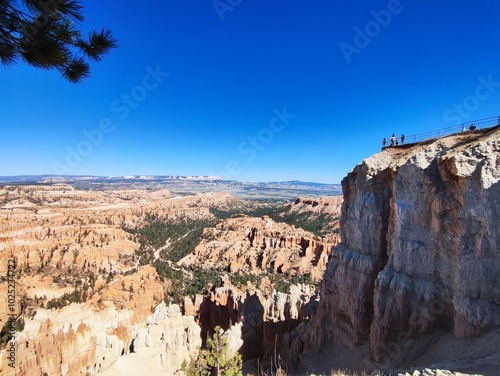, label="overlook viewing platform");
[382,116,500,150]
